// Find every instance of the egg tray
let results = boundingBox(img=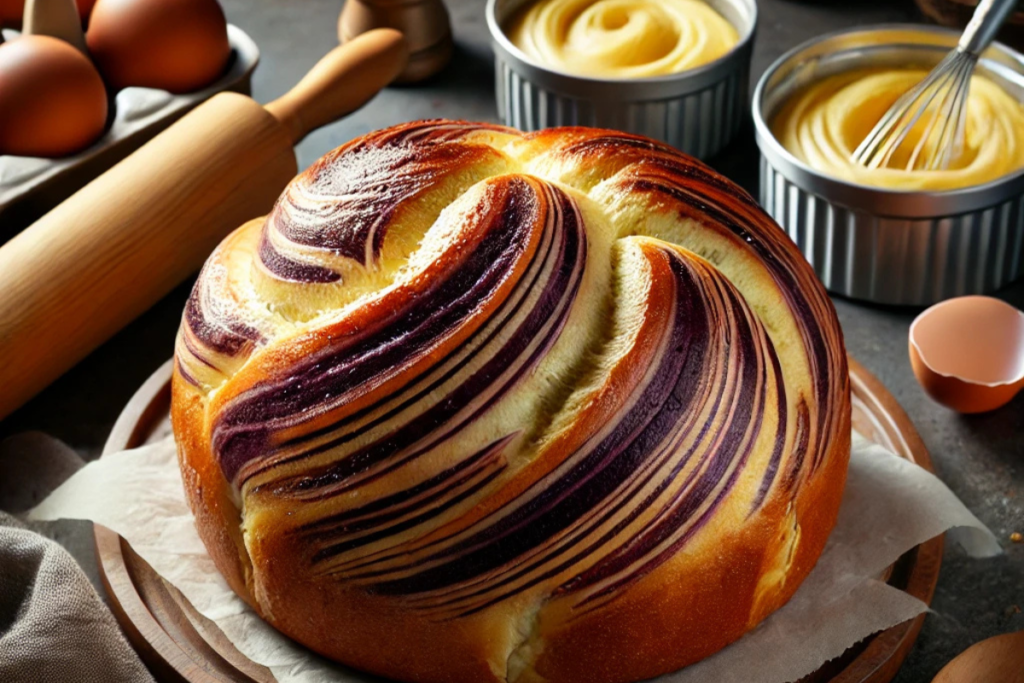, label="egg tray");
[0,24,258,238]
